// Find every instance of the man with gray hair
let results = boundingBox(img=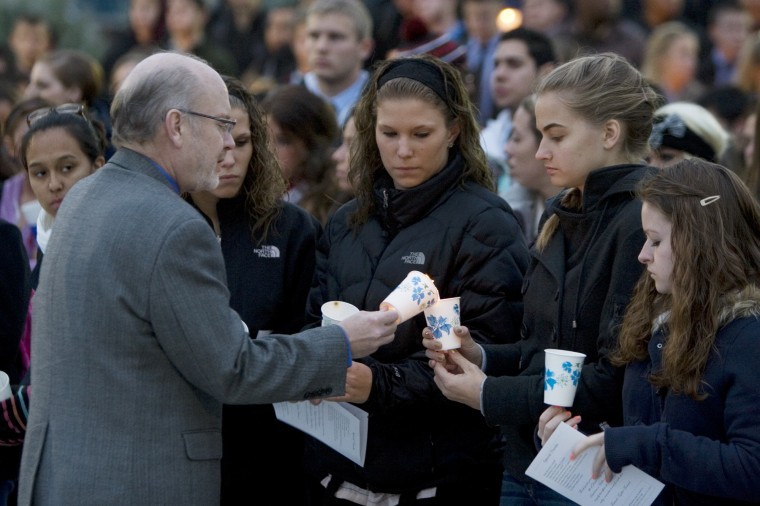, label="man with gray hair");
[303,0,374,126]
[17,51,398,504]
